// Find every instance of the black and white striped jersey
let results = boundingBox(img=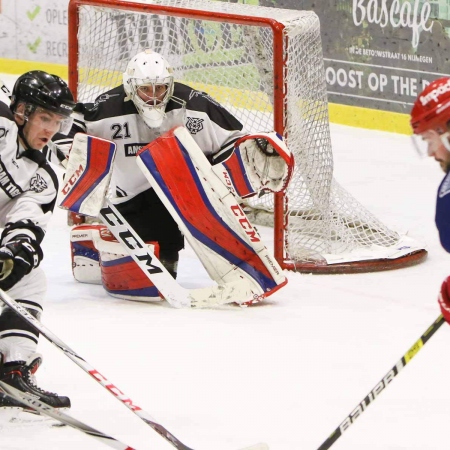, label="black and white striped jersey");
[60,82,246,203]
[0,101,58,245]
